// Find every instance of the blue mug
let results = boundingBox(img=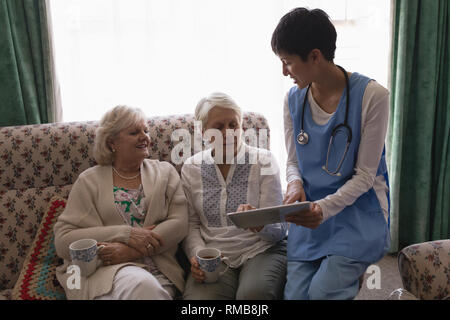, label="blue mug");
[69,239,105,277]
